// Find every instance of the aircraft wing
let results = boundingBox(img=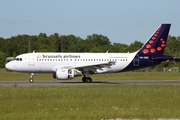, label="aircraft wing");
[52,62,113,72]
[74,62,113,68]
[74,62,114,73]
